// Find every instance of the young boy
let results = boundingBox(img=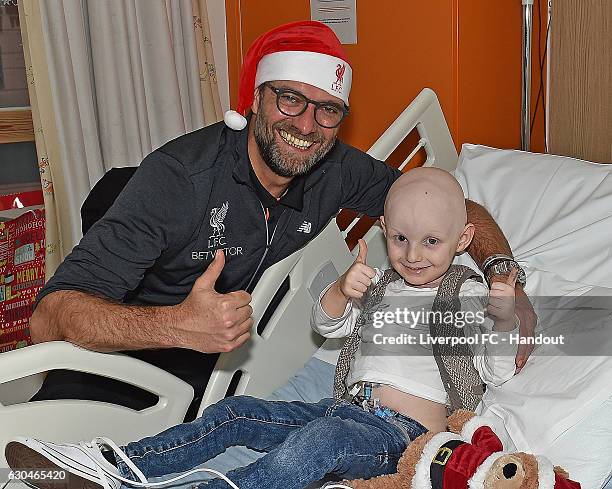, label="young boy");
[5,168,519,489]
[313,167,519,435]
